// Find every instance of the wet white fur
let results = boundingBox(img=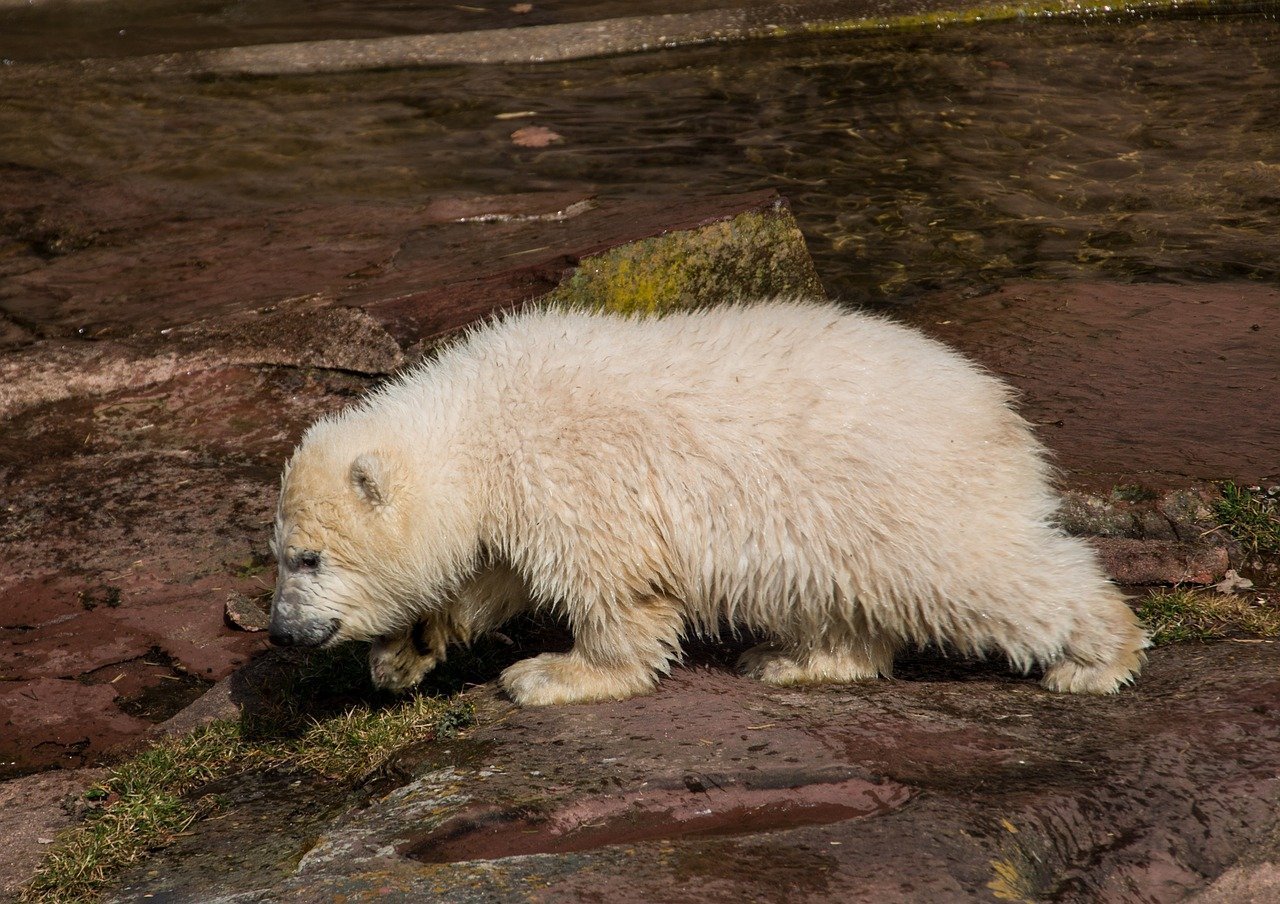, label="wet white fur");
[274,301,1147,704]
